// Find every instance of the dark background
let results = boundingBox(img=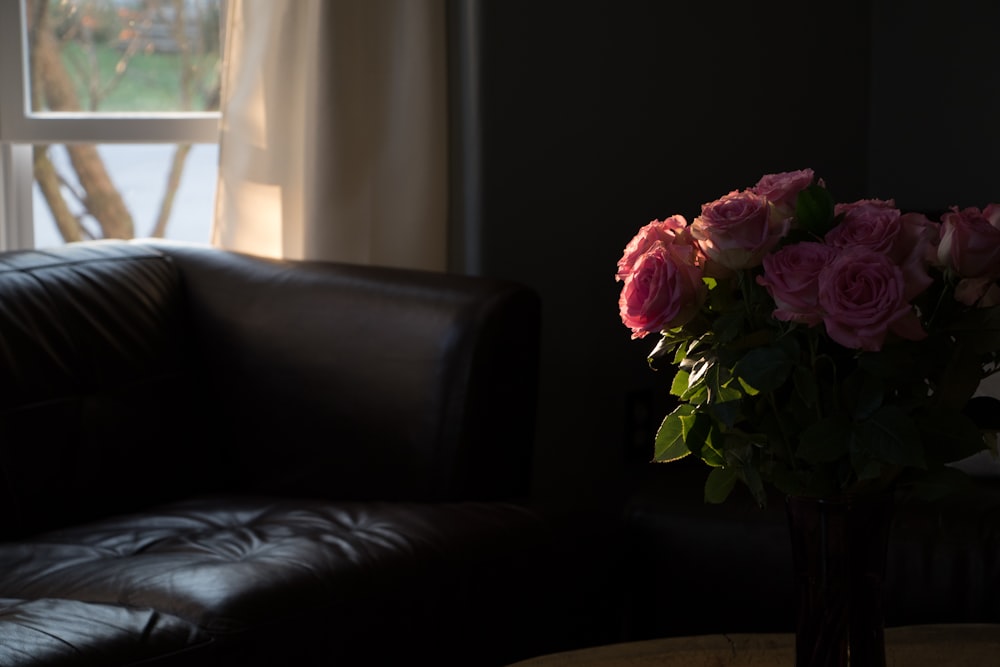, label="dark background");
[449,0,1000,513]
